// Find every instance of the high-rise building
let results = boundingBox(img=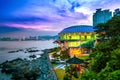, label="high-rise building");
[93,8,112,27]
[113,8,120,16]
